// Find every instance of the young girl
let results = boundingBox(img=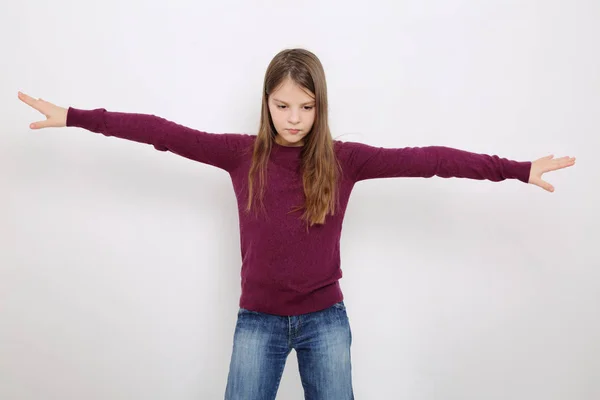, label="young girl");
[18,48,575,400]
